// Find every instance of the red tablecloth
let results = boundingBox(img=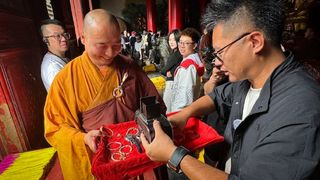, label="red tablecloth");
[92,117,224,180]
